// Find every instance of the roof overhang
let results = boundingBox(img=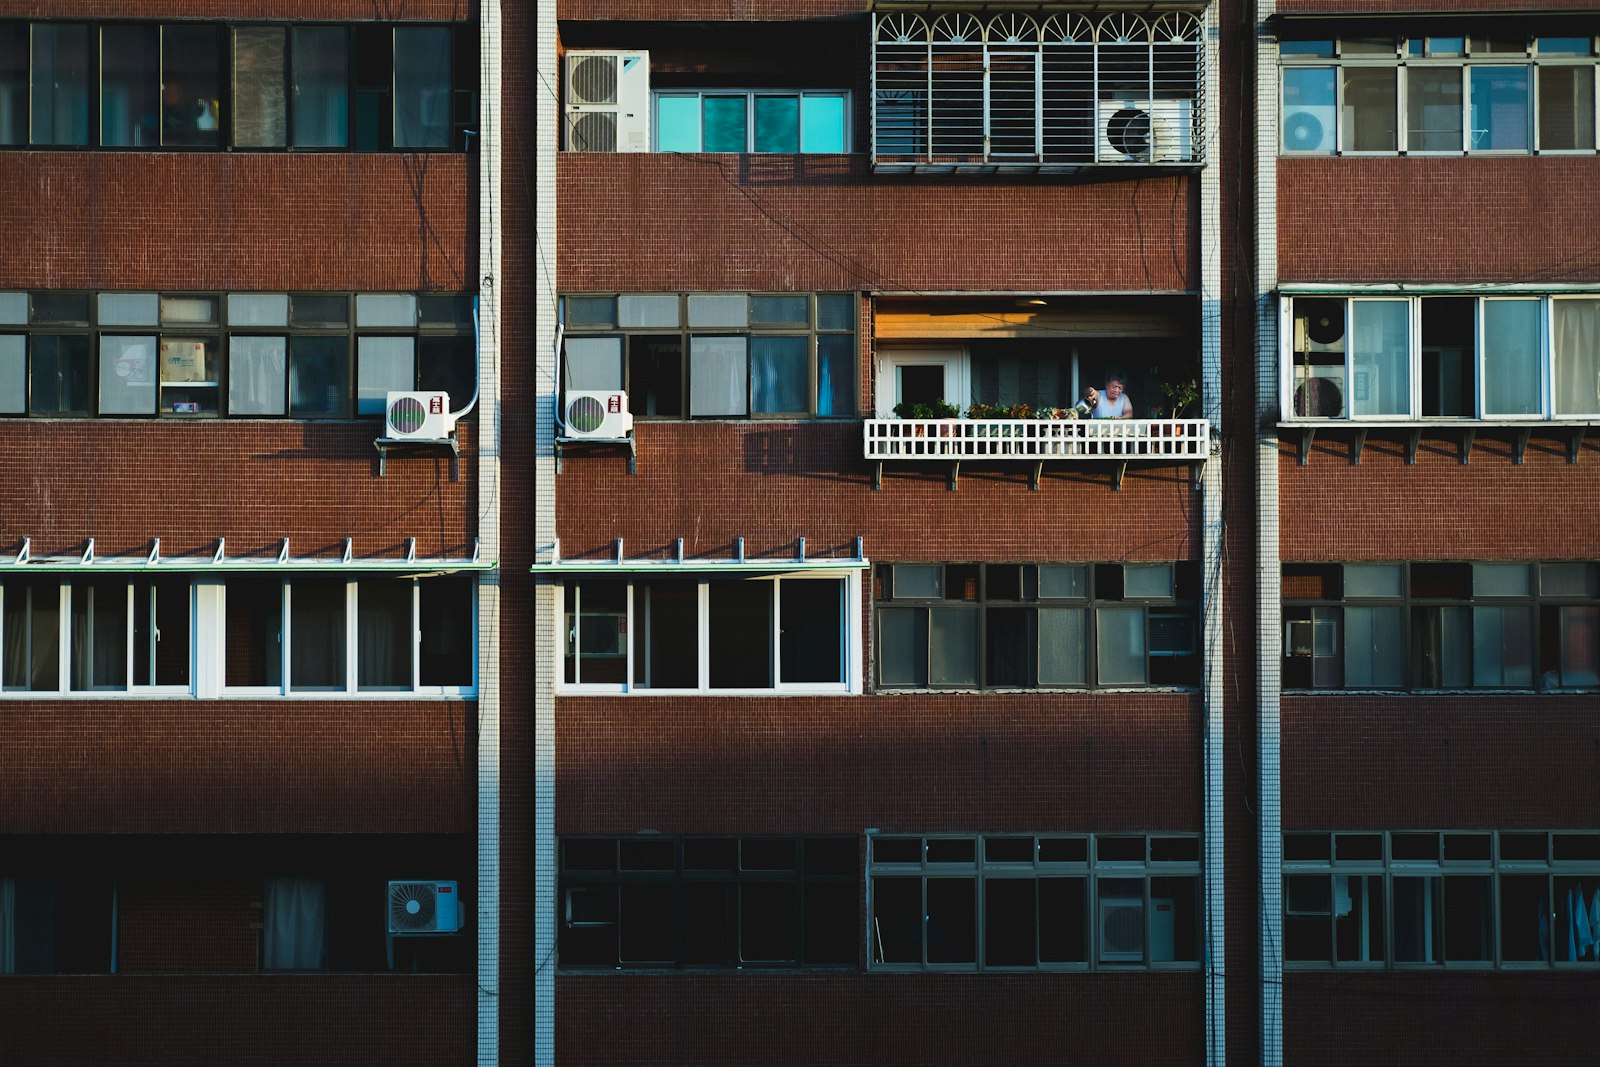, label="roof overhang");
[0,537,494,574]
